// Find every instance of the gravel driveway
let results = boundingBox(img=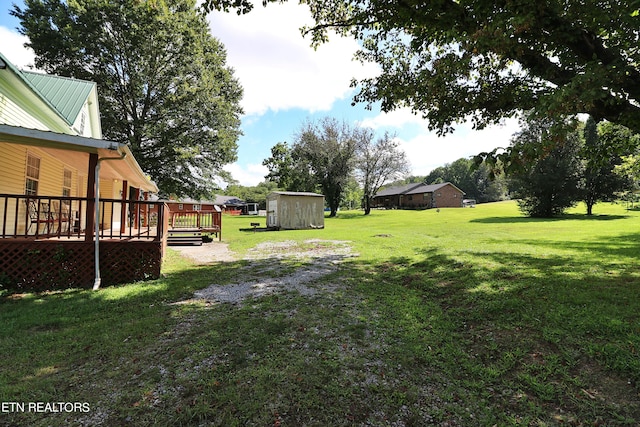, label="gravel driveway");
[172,239,356,304]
